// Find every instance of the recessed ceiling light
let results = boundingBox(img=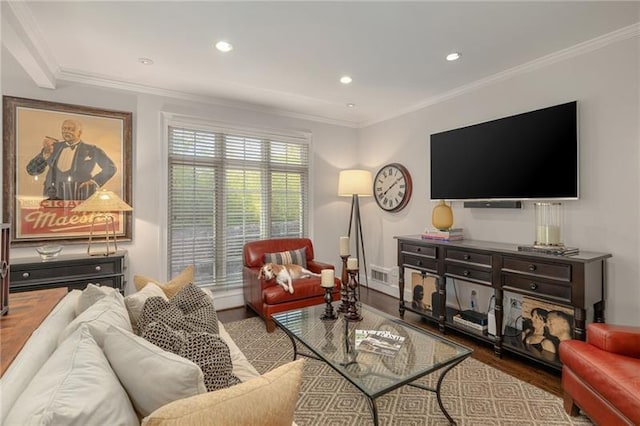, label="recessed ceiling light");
[446,52,461,61]
[138,57,154,65]
[340,75,353,84]
[215,41,233,52]
[346,103,355,108]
